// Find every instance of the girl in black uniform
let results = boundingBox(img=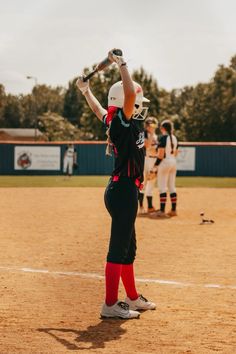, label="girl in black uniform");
[76,49,156,319]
